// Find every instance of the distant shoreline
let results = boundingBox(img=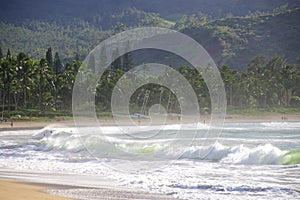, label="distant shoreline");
[0,114,299,131]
